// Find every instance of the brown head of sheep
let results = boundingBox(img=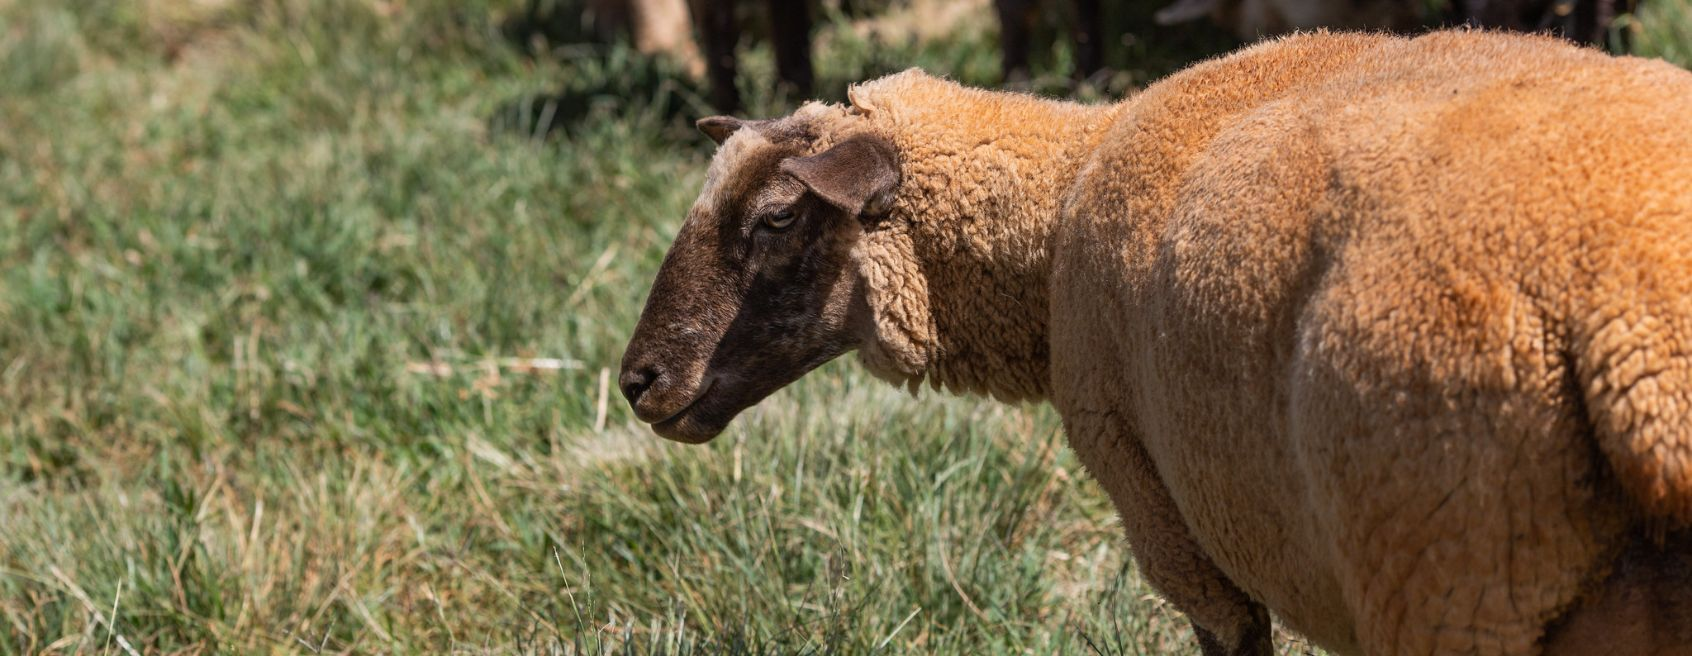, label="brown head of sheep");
[619,115,899,443]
